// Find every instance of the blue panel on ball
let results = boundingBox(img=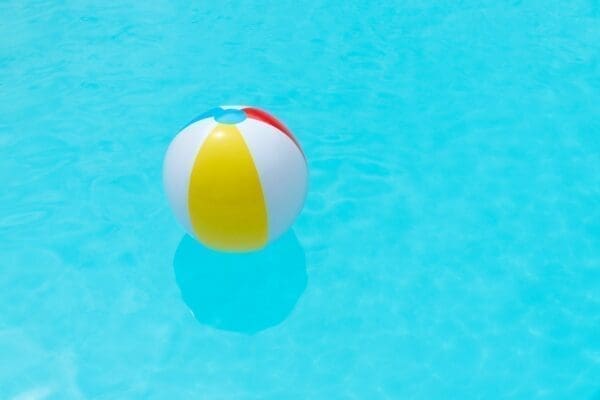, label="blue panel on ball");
[185,107,222,128]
